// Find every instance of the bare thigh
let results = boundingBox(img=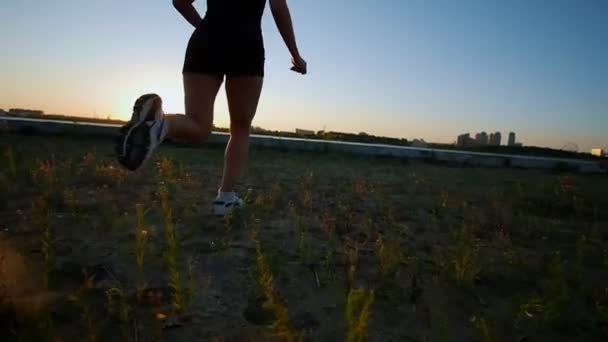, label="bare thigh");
[183,73,224,131]
[225,76,264,128]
